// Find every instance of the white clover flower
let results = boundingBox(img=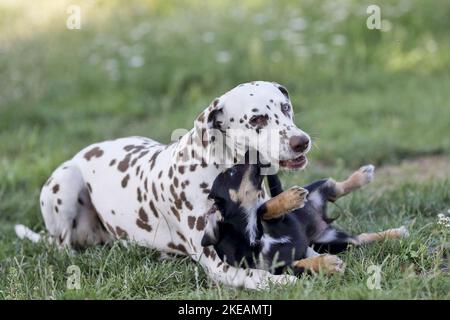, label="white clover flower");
[437,210,450,228]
